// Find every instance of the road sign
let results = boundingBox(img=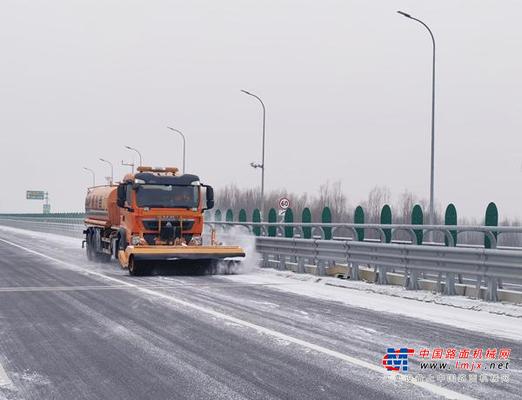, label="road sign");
[279,197,290,210]
[26,190,45,200]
